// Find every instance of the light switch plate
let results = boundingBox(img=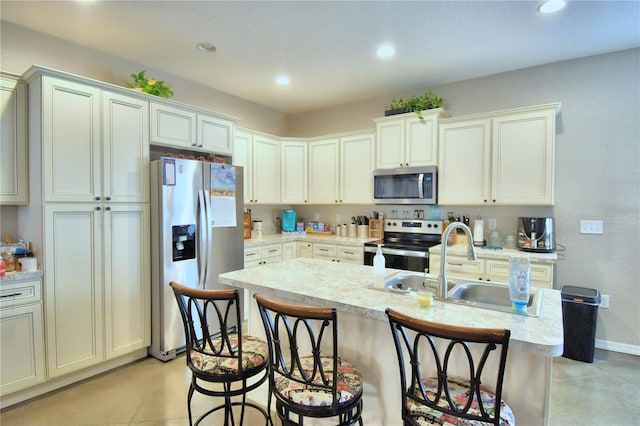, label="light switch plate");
[600,294,610,309]
[488,218,497,230]
[580,220,604,234]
